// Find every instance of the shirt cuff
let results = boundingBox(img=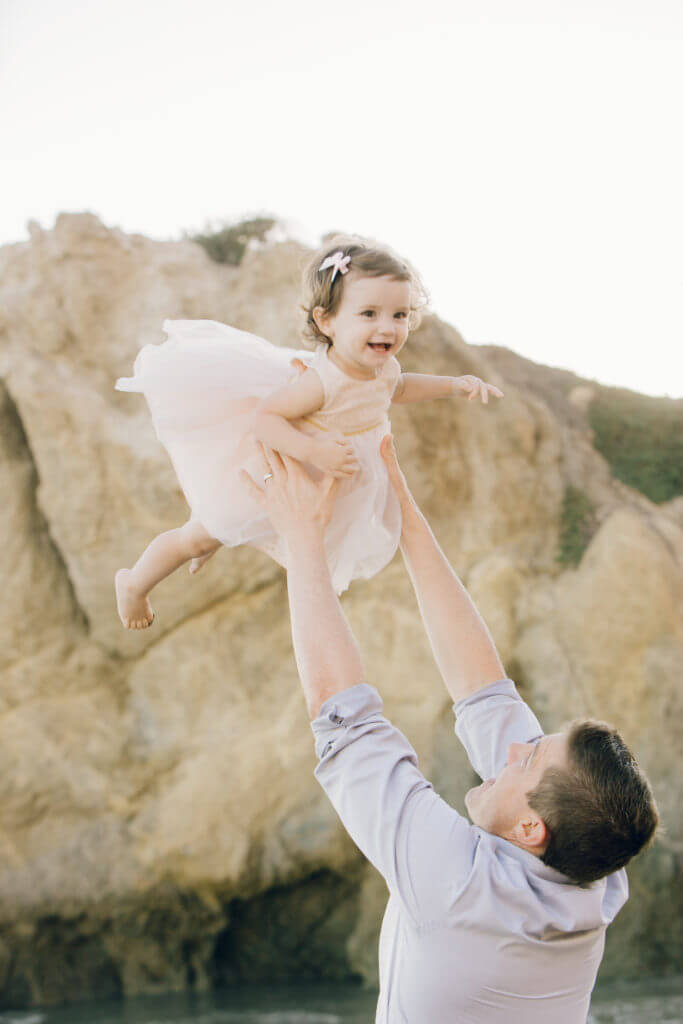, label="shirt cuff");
[452,678,521,719]
[453,678,544,781]
[310,683,383,760]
